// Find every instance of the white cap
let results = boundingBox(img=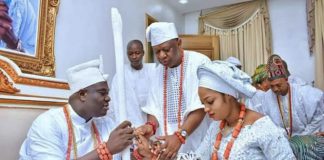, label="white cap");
[197,61,256,99]
[226,56,242,67]
[146,22,178,46]
[66,55,108,94]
